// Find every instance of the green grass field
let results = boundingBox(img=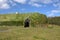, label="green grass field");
[0,13,60,40]
[0,25,60,40]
